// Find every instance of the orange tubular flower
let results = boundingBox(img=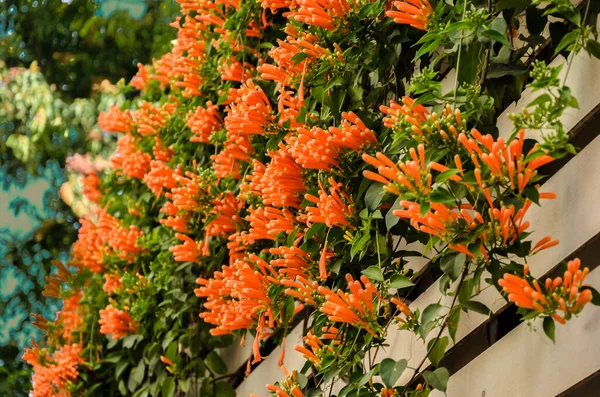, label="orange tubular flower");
[458,129,556,195]
[499,259,592,324]
[260,144,306,208]
[387,0,434,31]
[187,102,222,143]
[288,112,378,171]
[98,104,133,134]
[304,176,354,228]
[110,135,152,180]
[244,206,297,243]
[317,274,382,335]
[263,366,305,397]
[294,330,336,366]
[362,144,433,196]
[205,192,243,237]
[99,305,137,339]
[258,31,329,86]
[25,343,84,397]
[72,218,106,273]
[160,356,175,366]
[211,132,254,180]
[82,171,102,204]
[130,62,149,91]
[103,273,123,295]
[380,96,429,129]
[283,276,318,306]
[270,245,312,279]
[169,233,206,263]
[291,0,351,31]
[225,80,274,136]
[218,56,254,82]
[144,161,180,197]
[391,297,414,324]
[195,257,277,339]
